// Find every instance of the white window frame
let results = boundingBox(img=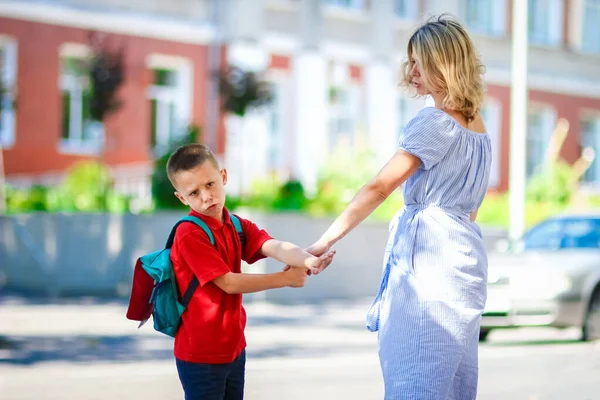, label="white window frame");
[328,84,361,154]
[581,115,600,186]
[582,0,600,54]
[528,0,563,47]
[527,106,556,178]
[58,43,104,155]
[480,99,502,188]
[265,76,291,177]
[396,93,426,145]
[0,36,17,149]
[462,0,506,37]
[321,0,366,11]
[327,62,362,155]
[146,54,193,154]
